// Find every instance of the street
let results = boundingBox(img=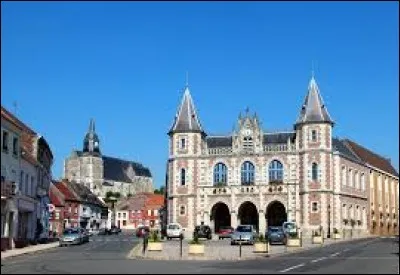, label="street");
[1,235,398,274]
